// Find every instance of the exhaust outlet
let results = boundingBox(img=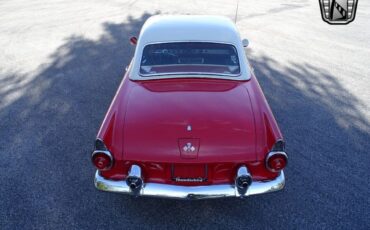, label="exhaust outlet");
[235,166,252,196]
[126,165,143,192]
